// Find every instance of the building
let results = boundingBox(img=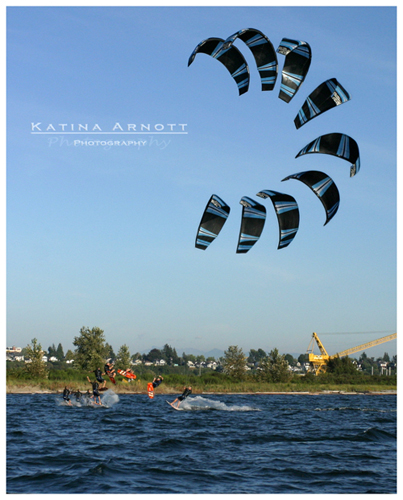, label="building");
[6,346,22,354]
[6,346,24,362]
